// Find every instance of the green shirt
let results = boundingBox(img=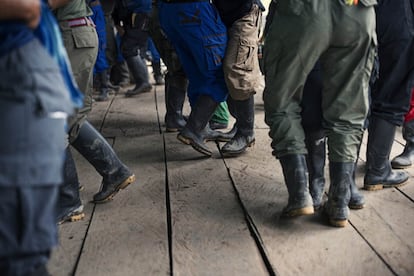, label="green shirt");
[54,0,93,21]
